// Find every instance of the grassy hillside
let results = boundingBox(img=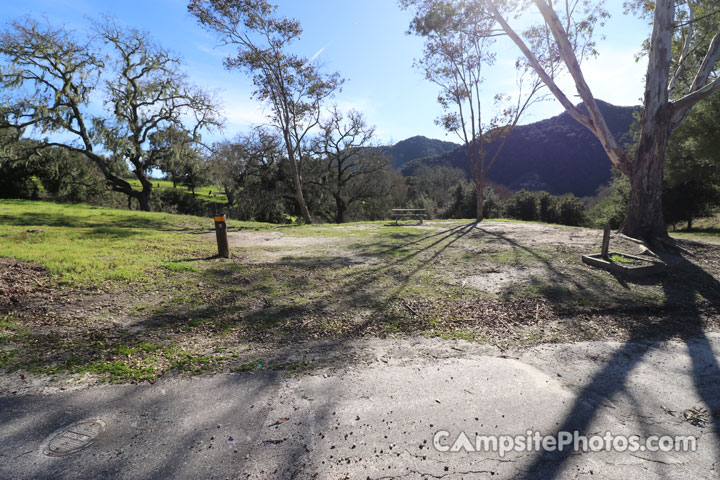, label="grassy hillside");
[126,179,228,204]
[0,199,267,285]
